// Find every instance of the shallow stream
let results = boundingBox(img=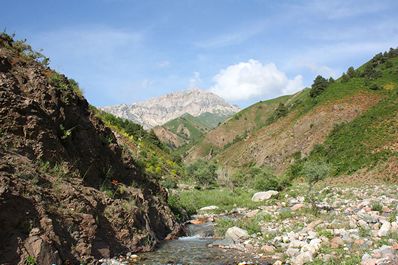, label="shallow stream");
[136,222,271,265]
